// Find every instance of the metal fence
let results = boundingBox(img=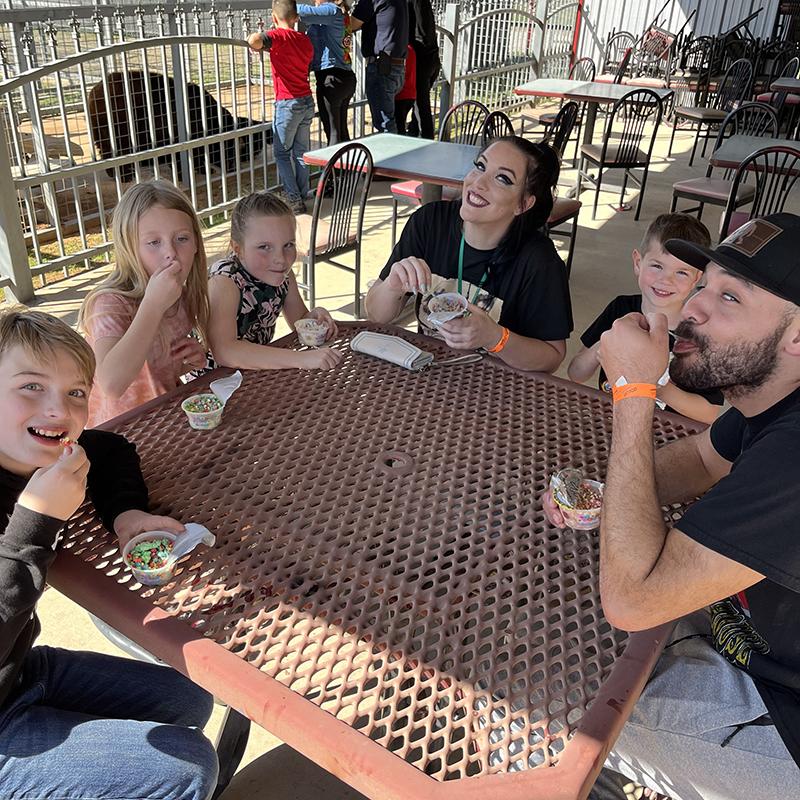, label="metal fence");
[0,1,553,300]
